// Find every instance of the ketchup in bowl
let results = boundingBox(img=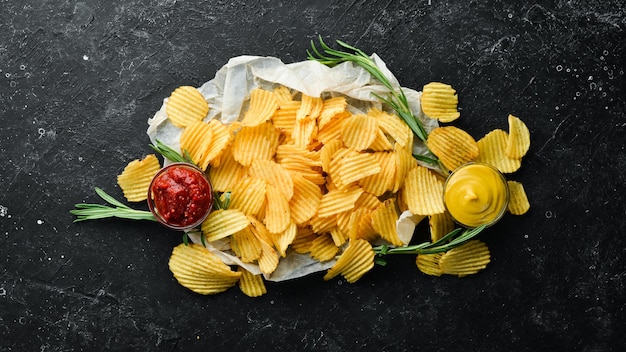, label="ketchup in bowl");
[147,163,213,230]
